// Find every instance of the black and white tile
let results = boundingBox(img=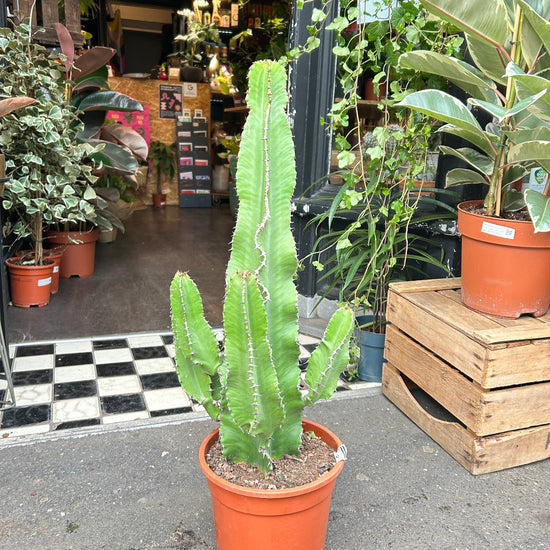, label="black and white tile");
[0,331,374,440]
